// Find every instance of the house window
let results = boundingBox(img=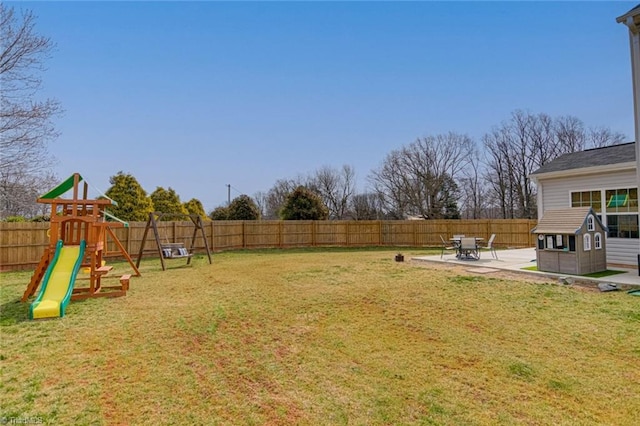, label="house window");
[583,234,591,251]
[571,190,602,212]
[594,233,602,249]
[587,215,595,231]
[607,215,640,239]
[571,188,638,239]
